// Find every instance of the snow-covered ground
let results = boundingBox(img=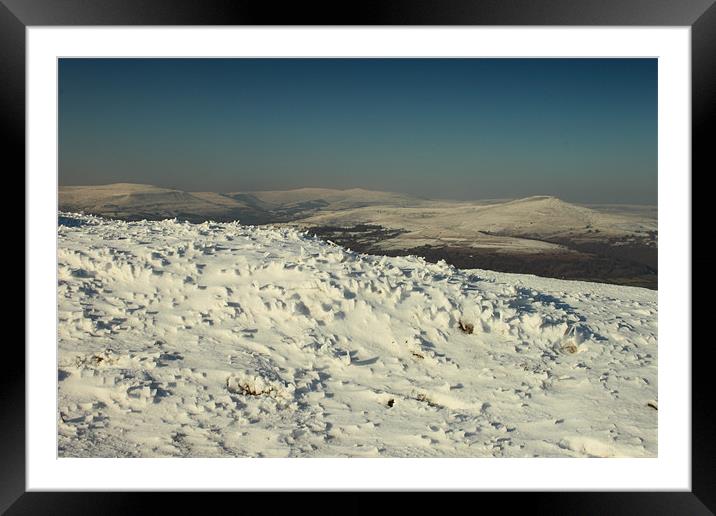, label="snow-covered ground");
[57,213,657,458]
